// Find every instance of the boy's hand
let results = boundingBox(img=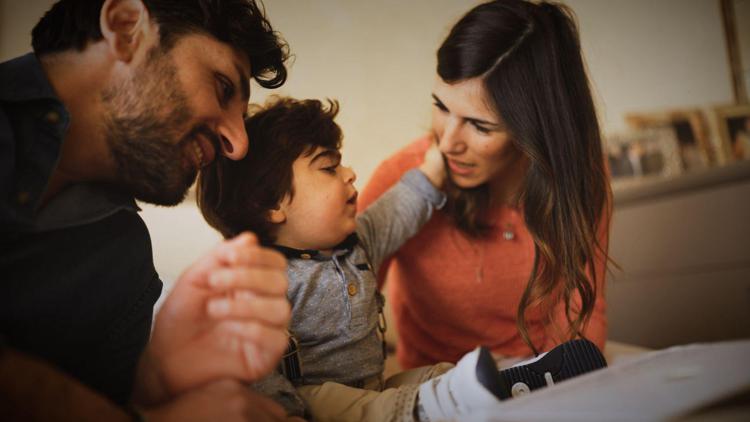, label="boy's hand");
[141,233,291,403]
[419,140,446,188]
